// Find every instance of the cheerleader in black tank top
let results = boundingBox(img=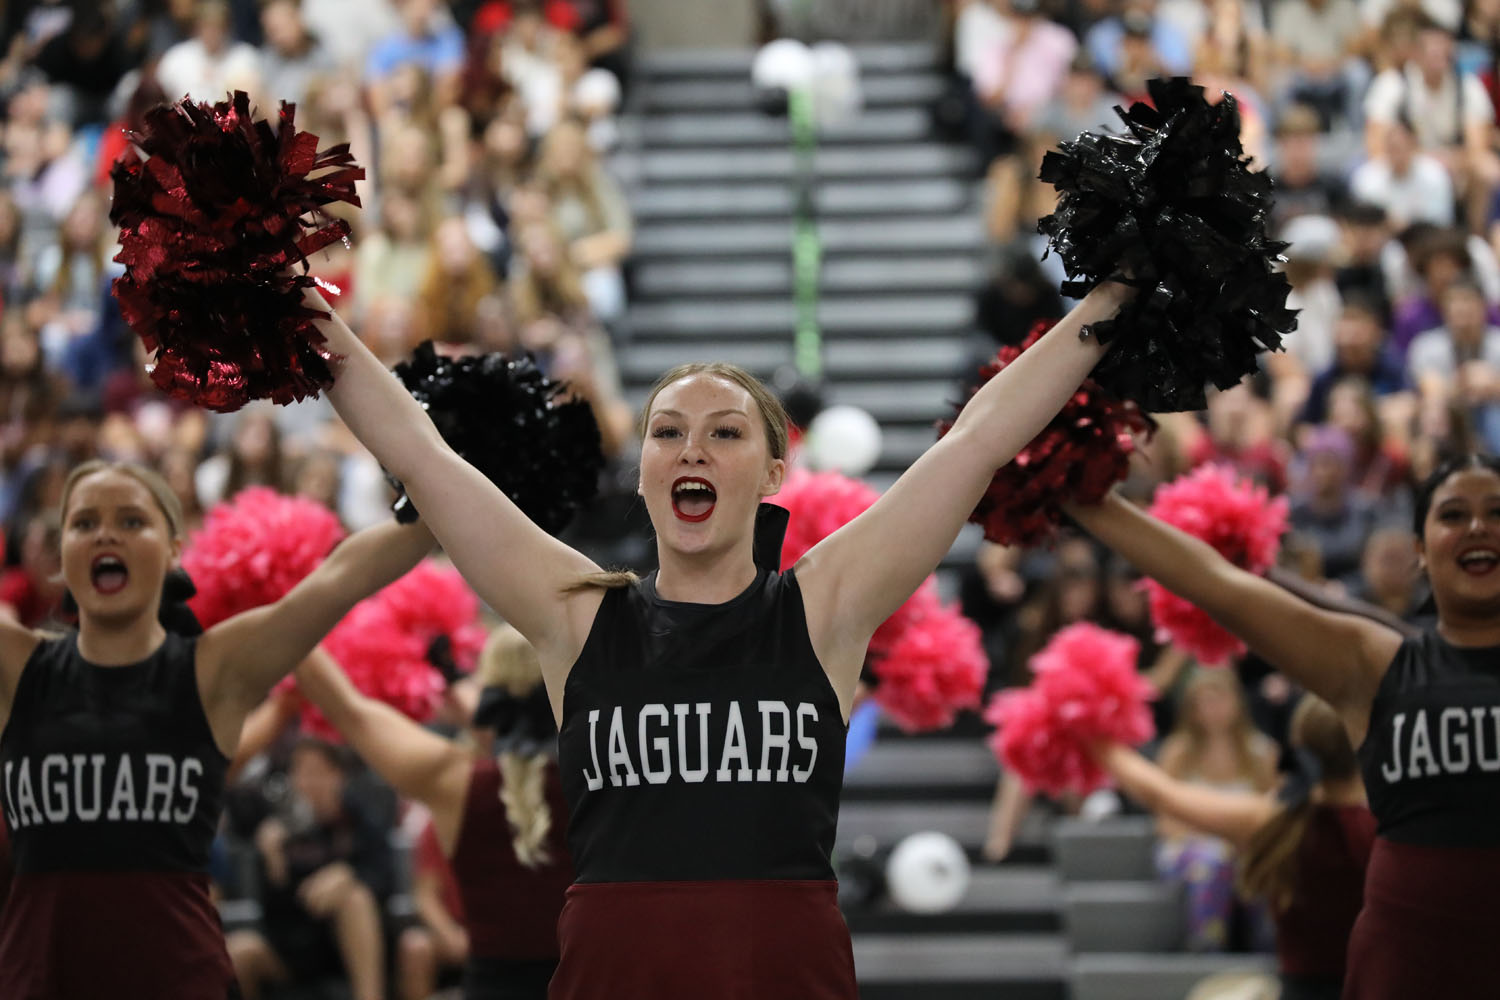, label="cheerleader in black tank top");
[305,279,1131,996]
[0,460,434,1000]
[1069,453,1500,999]
[294,628,575,1000]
